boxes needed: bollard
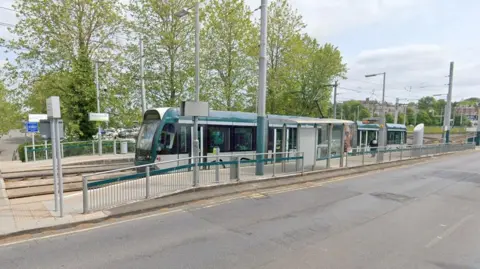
[400,147,403,160]
[389,150,392,162]
[301,152,304,175]
[113,139,117,155]
[272,153,276,177]
[345,151,349,167]
[61,143,64,158]
[82,176,89,214]
[146,166,150,198]
[92,141,95,155]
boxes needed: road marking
[0,209,184,248]
[425,214,474,248]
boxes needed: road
[2,151,480,269]
[0,129,26,162]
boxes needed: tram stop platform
[0,154,135,174]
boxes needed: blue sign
[27,122,39,133]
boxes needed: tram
[352,118,408,151]
[134,108,353,167]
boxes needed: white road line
[0,209,184,248]
[425,214,474,248]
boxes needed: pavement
[1,150,480,268]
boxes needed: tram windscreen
[136,120,161,153]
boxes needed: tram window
[207,126,230,152]
[179,125,189,153]
[288,128,297,150]
[233,127,253,151]
[158,124,175,152]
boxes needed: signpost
[46,96,64,217]
[26,122,39,161]
[89,113,109,156]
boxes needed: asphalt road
[2,151,480,269]
[0,129,26,162]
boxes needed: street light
[365,72,386,162]
[176,2,201,185]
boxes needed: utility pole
[95,61,102,156]
[333,80,338,119]
[394,98,399,124]
[256,0,267,176]
[140,37,146,114]
[443,61,454,143]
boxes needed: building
[455,105,478,126]
[359,98,397,116]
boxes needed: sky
[1,0,479,104]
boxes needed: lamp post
[365,72,386,162]
[256,0,268,175]
[176,2,201,184]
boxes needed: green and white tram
[352,120,408,150]
[134,107,352,167]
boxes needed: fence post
[362,147,365,166]
[215,149,220,183]
[301,152,304,175]
[82,176,89,214]
[237,157,241,181]
[146,166,150,199]
[24,146,28,163]
[272,152,276,177]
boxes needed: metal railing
[82,142,475,213]
[344,143,476,168]
[82,151,304,213]
[23,139,136,162]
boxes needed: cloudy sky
[1,0,479,104]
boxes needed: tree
[3,0,124,139]
[417,96,437,111]
[416,110,433,125]
[128,0,195,108]
[336,100,370,121]
[201,0,257,111]
[0,82,21,135]
[385,113,394,123]
[266,0,305,114]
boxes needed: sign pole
[32,133,36,162]
[55,118,64,217]
[50,117,59,212]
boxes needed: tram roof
[147,107,353,126]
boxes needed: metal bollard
[92,141,95,155]
[362,148,365,166]
[82,176,89,214]
[146,166,150,198]
[113,140,117,155]
[345,151,349,167]
[301,152,304,175]
[61,143,64,158]
[400,147,403,160]
[44,140,48,160]
[389,150,392,161]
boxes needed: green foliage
[0,82,22,135]
[385,113,394,123]
[337,101,370,121]
[201,0,257,111]
[3,0,124,139]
